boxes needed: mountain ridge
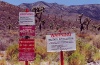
[18,1,100,20]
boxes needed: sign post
[25,61,28,65]
[19,39,35,61]
[60,51,64,65]
[26,8,29,65]
[46,33,76,65]
[19,9,35,65]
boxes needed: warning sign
[19,12,35,25]
[19,39,35,61]
[19,25,35,36]
[46,33,76,52]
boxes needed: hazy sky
[2,0,100,6]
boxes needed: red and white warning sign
[46,33,76,52]
[19,25,35,36]
[19,12,35,25]
[19,39,35,61]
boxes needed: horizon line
[1,1,100,6]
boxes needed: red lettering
[20,13,34,16]
[51,33,71,37]
[51,34,55,37]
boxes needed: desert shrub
[76,39,85,53]
[34,54,41,65]
[83,44,96,62]
[70,39,100,64]
[6,44,18,63]
[68,51,86,65]
[35,45,47,60]
[93,35,100,49]
[0,60,6,65]
[93,51,100,61]
[46,52,59,62]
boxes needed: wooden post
[60,51,64,65]
[25,61,28,65]
[25,8,29,65]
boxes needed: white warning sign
[19,12,35,25]
[46,33,76,52]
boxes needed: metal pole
[60,51,64,65]
[25,61,28,65]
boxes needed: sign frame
[19,39,35,61]
[46,33,76,52]
[19,25,35,36]
[19,12,35,25]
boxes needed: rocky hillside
[0,1,100,31]
[0,1,100,51]
[67,4,100,20]
[0,1,24,50]
[0,1,24,30]
[19,1,100,21]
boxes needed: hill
[0,1,100,50]
[19,1,100,21]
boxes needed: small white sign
[19,12,35,25]
[46,33,76,52]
